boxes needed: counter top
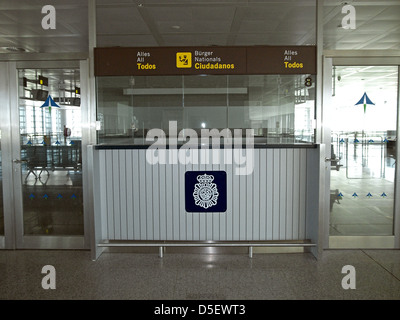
[94,143,317,150]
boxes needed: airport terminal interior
[1,0,400,300]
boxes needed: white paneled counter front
[88,145,323,260]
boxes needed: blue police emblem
[185,171,227,212]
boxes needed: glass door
[328,65,398,247]
[12,66,85,248]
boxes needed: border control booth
[89,45,323,260]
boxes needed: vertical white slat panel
[299,149,307,239]
[232,150,240,240]
[99,150,108,239]
[226,149,233,241]
[126,150,134,239]
[112,151,121,239]
[253,149,260,240]
[266,149,273,240]
[152,156,160,240]
[206,150,214,240]
[279,149,287,239]
[166,151,173,240]
[219,148,225,240]
[132,150,140,239]
[272,149,280,240]
[192,149,200,240]
[246,149,253,240]
[179,151,186,240]
[172,160,179,240]
[139,150,147,239]
[119,150,127,240]
[159,154,167,240]
[292,149,300,239]
[286,149,294,239]
[212,149,220,240]
[105,150,114,239]
[198,149,207,240]
[145,152,154,240]
[219,148,226,241]
[185,151,194,240]
[239,155,246,241]
[165,149,175,240]
[259,149,267,240]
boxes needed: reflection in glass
[19,69,84,235]
[329,66,398,236]
[97,74,316,145]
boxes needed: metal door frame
[0,54,93,249]
[322,51,400,249]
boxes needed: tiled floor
[1,249,400,300]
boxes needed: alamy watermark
[41,5,56,30]
[146,121,254,176]
[341,4,356,30]
[41,265,56,289]
[341,265,356,289]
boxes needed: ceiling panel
[97,34,158,47]
[0,0,398,53]
[238,20,283,34]
[96,6,149,34]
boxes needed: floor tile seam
[361,249,400,282]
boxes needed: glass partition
[96,74,316,145]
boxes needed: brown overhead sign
[94,46,316,76]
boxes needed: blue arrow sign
[366,192,373,198]
[352,192,358,198]
[43,194,49,200]
[29,193,35,200]
[71,194,77,199]
[26,140,32,145]
[368,139,374,143]
[355,92,375,114]
[337,192,344,198]
[57,194,63,199]
[354,138,360,143]
[55,140,61,145]
[381,192,387,198]
[40,95,60,113]
[339,138,345,143]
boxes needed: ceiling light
[171,25,181,30]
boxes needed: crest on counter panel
[193,173,219,209]
[185,171,227,213]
